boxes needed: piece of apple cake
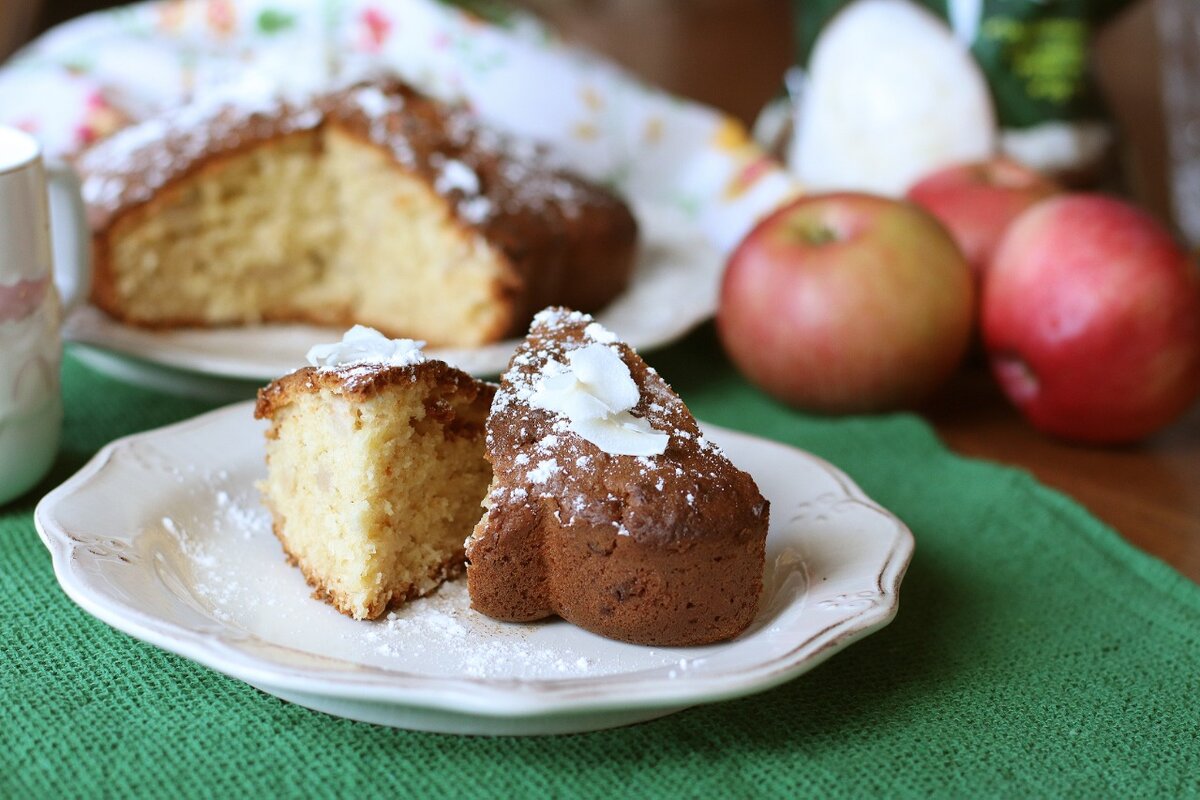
[254,327,494,619]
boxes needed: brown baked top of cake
[483,307,768,545]
[77,76,635,245]
[255,328,495,421]
[255,358,493,421]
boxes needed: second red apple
[983,194,1200,443]
[907,157,1060,280]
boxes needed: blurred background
[1,0,1187,238]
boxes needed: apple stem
[791,222,838,246]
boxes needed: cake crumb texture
[256,360,494,620]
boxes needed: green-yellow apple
[983,194,1200,443]
[906,157,1061,280]
[717,193,975,413]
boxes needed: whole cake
[466,308,770,646]
[254,327,494,620]
[77,77,638,347]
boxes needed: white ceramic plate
[35,403,913,736]
[62,204,721,383]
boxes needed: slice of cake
[76,77,638,347]
[466,308,770,646]
[254,326,494,620]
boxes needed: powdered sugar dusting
[458,195,493,224]
[435,158,480,195]
[79,78,324,218]
[353,583,612,678]
[351,84,397,119]
[584,322,617,344]
[527,458,559,484]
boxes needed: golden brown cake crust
[79,78,638,339]
[466,308,770,646]
[254,357,496,422]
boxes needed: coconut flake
[528,343,667,457]
[306,325,426,369]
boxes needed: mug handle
[44,160,91,314]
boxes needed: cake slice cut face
[255,328,494,620]
[466,308,770,646]
[77,78,638,346]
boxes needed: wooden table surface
[526,0,1200,583]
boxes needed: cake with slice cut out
[254,327,494,620]
[466,308,770,646]
[77,77,638,347]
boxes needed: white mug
[0,125,88,505]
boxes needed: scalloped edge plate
[35,402,912,735]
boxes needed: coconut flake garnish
[306,325,426,369]
[529,342,668,457]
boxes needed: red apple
[907,157,1060,280]
[718,193,974,413]
[983,194,1200,443]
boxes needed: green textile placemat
[2,328,1198,798]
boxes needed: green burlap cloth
[3,329,1198,797]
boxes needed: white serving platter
[36,402,912,735]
